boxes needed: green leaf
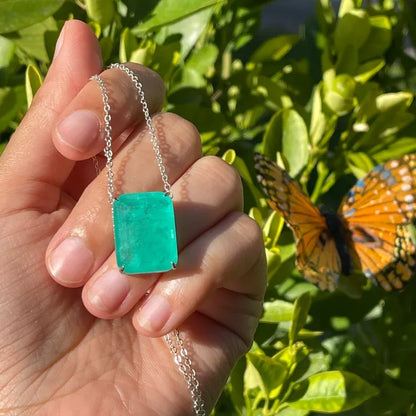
[99,37,113,64]
[250,34,299,63]
[134,0,223,33]
[25,64,43,107]
[119,28,138,63]
[263,109,308,177]
[338,0,362,17]
[336,44,359,75]
[86,0,115,27]
[376,92,413,113]
[0,142,7,156]
[186,44,218,75]
[276,407,309,416]
[10,16,58,63]
[325,73,356,116]
[372,137,416,162]
[266,247,282,282]
[251,74,286,109]
[229,357,246,412]
[0,36,15,68]
[354,59,385,83]
[273,343,309,369]
[263,211,284,248]
[261,299,294,323]
[0,0,64,34]
[287,371,379,412]
[222,149,236,164]
[289,292,312,345]
[245,352,288,396]
[346,152,375,178]
[155,7,216,58]
[222,149,263,204]
[334,10,370,53]
[249,207,263,228]
[0,86,26,134]
[358,15,392,62]
[152,41,181,81]
[354,111,415,150]
[309,85,328,146]
[294,350,330,382]
[282,110,309,177]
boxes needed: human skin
[0,20,267,416]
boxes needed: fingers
[133,212,266,341]
[45,113,201,286]
[0,20,103,212]
[79,154,244,318]
[53,63,165,161]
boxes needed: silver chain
[109,63,172,197]
[90,74,116,203]
[91,64,205,416]
[164,330,206,416]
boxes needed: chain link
[109,63,172,197]
[91,65,205,416]
[90,74,116,204]
[164,330,206,416]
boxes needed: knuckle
[238,214,264,249]
[154,112,202,159]
[198,156,243,201]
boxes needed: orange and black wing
[255,153,341,291]
[340,154,416,291]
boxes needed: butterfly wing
[340,154,416,291]
[255,153,341,291]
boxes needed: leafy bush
[2,0,416,414]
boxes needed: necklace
[91,63,205,416]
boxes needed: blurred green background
[2,0,416,414]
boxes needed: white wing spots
[375,209,381,215]
[399,167,409,176]
[402,183,412,192]
[402,175,412,182]
[387,190,392,196]
[390,160,399,168]
[280,202,288,211]
[404,195,415,203]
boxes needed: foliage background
[1,0,416,414]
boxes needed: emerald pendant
[113,192,178,274]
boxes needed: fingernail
[136,295,171,332]
[54,23,66,59]
[56,110,101,152]
[88,270,130,312]
[48,238,94,284]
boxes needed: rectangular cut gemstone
[113,192,178,274]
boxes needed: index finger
[52,63,165,161]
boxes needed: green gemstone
[113,192,178,274]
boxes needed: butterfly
[254,153,416,292]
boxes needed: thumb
[0,20,103,212]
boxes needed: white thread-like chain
[91,65,205,416]
[164,330,206,416]
[90,74,116,203]
[109,63,172,197]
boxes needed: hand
[0,20,266,415]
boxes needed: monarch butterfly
[255,153,416,292]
